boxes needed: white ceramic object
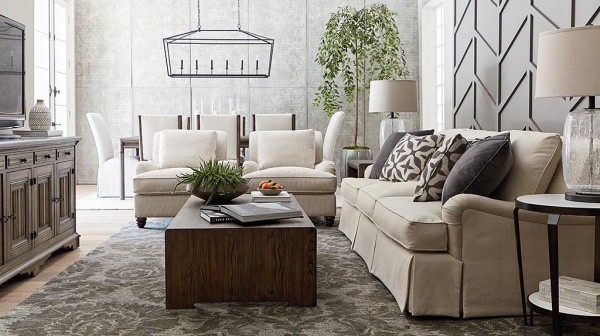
[29,99,51,131]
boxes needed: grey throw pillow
[369,129,435,179]
[380,134,444,182]
[414,134,470,202]
[441,133,513,204]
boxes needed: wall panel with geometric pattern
[454,0,600,133]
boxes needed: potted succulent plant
[174,159,249,205]
[313,4,409,177]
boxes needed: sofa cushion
[380,134,444,182]
[341,178,380,206]
[372,197,447,251]
[414,134,470,202]
[257,130,316,169]
[244,166,337,194]
[356,180,419,217]
[133,167,193,195]
[440,129,563,201]
[370,129,435,179]
[442,133,513,204]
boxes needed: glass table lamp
[536,26,600,202]
[369,80,418,149]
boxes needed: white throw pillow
[257,130,316,169]
[158,130,217,169]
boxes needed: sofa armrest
[136,161,159,175]
[364,165,373,178]
[315,160,336,175]
[242,160,260,175]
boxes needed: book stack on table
[200,201,302,224]
[539,276,600,314]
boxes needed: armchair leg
[136,217,147,228]
[325,216,335,227]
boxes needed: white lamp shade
[369,80,418,113]
[536,26,600,98]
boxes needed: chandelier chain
[197,0,201,31]
[237,0,241,30]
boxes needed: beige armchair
[133,130,228,228]
[242,129,337,225]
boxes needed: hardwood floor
[0,185,132,316]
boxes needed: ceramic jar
[29,99,52,131]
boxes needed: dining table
[120,136,140,200]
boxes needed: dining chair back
[322,111,345,162]
[138,115,185,161]
[86,113,114,165]
[197,114,241,165]
[252,113,296,131]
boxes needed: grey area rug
[0,220,598,335]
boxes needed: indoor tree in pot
[174,159,249,205]
[314,4,409,177]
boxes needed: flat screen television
[0,14,25,129]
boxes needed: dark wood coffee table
[165,194,317,309]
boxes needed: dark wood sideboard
[0,137,80,284]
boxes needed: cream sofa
[242,130,338,225]
[133,130,229,228]
[339,129,595,318]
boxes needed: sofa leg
[325,216,335,227]
[136,217,147,228]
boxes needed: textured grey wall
[75,0,419,183]
[453,0,600,133]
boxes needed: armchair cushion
[257,129,315,169]
[133,167,194,195]
[243,166,337,194]
[157,130,218,169]
[242,160,260,175]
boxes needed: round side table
[514,194,600,336]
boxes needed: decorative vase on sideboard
[29,100,52,131]
[340,148,373,178]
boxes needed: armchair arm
[364,165,373,178]
[242,160,260,175]
[136,160,159,175]
[315,160,336,175]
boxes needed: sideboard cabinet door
[32,164,55,246]
[4,169,32,261]
[55,161,75,235]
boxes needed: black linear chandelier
[163,0,274,78]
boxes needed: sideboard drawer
[6,152,34,168]
[35,150,56,164]
[56,147,75,161]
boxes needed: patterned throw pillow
[413,134,470,202]
[379,134,444,182]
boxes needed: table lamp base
[379,117,405,149]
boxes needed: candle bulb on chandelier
[180,60,184,70]
[226,59,229,71]
[256,59,259,72]
[241,60,244,74]
[210,59,214,74]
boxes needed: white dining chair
[252,113,296,131]
[87,113,137,198]
[323,111,345,162]
[196,114,241,166]
[138,115,186,161]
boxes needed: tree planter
[340,148,372,179]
